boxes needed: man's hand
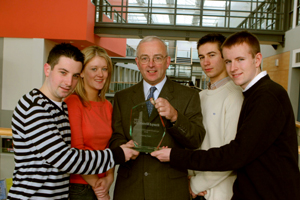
[122,140,135,148]
[120,140,139,161]
[92,177,112,198]
[188,176,197,199]
[188,176,207,198]
[198,190,207,196]
[92,179,108,200]
[150,148,171,162]
[154,97,178,122]
[92,188,110,200]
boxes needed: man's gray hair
[136,36,168,56]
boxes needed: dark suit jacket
[109,78,205,200]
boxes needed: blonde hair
[74,46,113,106]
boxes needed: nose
[148,58,155,67]
[65,75,73,86]
[203,57,210,66]
[97,69,103,77]
[229,61,237,72]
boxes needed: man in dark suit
[109,36,206,200]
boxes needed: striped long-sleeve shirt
[8,89,123,200]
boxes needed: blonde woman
[65,46,113,200]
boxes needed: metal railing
[93,0,286,31]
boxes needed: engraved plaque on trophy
[129,100,166,153]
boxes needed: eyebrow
[140,54,164,56]
[57,68,80,75]
[57,68,69,72]
[207,51,218,55]
[199,51,217,56]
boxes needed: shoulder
[224,81,243,97]
[64,94,80,103]
[252,77,287,101]
[64,94,83,110]
[168,80,199,95]
[104,99,113,108]
[17,89,51,111]
[115,81,141,97]
[261,78,286,93]
[13,89,59,123]
[244,78,288,112]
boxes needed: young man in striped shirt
[8,43,138,200]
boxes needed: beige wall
[262,51,290,91]
[2,38,56,111]
[0,38,57,127]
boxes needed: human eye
[60,71,67,75]
[224,60,231,65]
[209,53,215,57]
[140,56,148,61]
[102,67,108,71]
[154,56,163,62]
[198,56,204,60]
[73,74,80,79]
[140,56,150,64]
[91,67,97,71]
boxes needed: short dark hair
[197,33,226,52]
[221,31,260,58]
[46,43,84,70]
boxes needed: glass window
[114,11,118,22]
[288,0,294,29]
[297,0,300,26]
[107,6,111,19]
[297,7,300,25]
[289,12,294,29]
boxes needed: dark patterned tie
[146,86,157,116]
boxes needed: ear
[80,72,84,78]
[44,63,51,77]
[166,56,171,69]
[255,53,262,69]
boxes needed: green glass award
[129,100,166,153]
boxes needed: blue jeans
[69,183,98,200]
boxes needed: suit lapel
[131,81,145,106]
[159,78,174,103]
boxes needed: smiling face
[135,40,171,86]
[198,42,227,83]
[223,42,262,89]
[43,56,82,101]
[81,56,108,96]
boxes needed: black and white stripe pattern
[8,89,114,200]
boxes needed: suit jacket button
[144,172,148,176]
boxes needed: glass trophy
[129,100,166,153]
